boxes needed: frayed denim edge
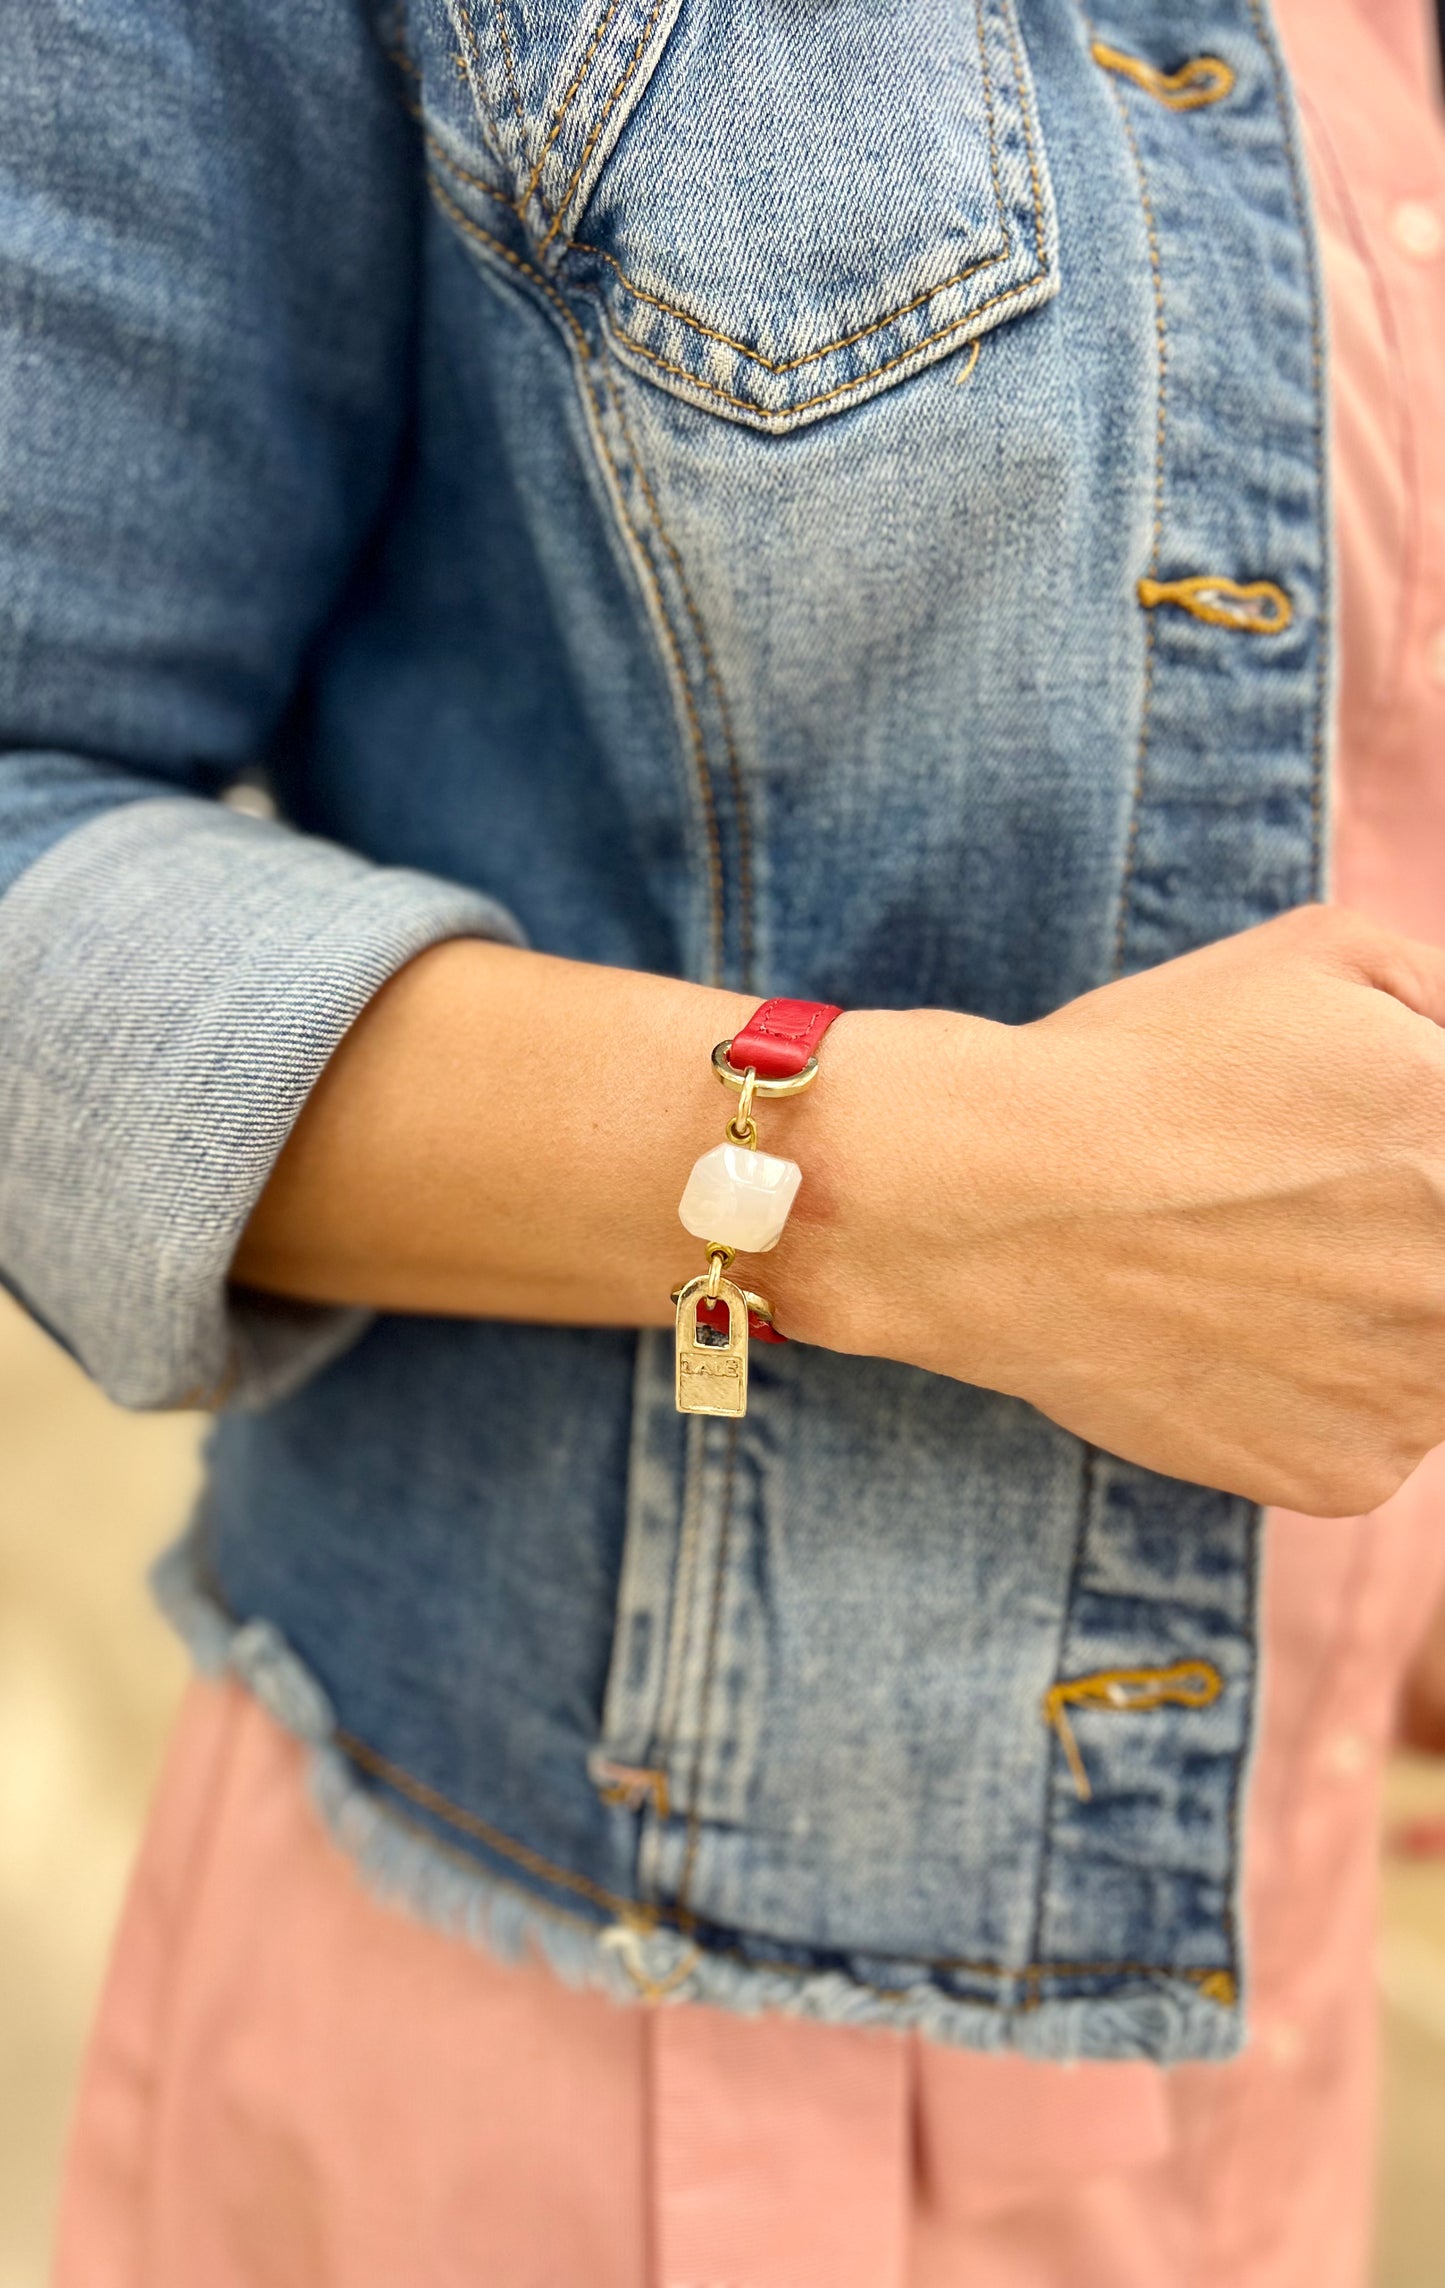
[150,1533,1245,2066]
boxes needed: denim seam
[577,362,729,977]
[1000,0,1048,272]
[673,1417,739,1914]
[539,0,674,254]
[1092,21,1168,982]
[427,175,730,972]
[602,257,1047,423]
[599,359,755,985]
[440,0,511,167]
[1245,0,1330,895]
[646,1415,710,1857]
[1218,1511,1260,1992]
[566,0,1013,373]
[426,135,521,213]
[385,9,508,168]
[576,228,1011,377]
[427,176,590,356]
[476,0,529,149]
[520,0,624,217]
[1019,1443,1097,2010]
[430,0,1045,420]
[434,2,1032,415]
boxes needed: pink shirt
[53,7,1445,2285]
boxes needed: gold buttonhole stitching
[1043,1659,1224,1802]
[1196,1968,1239,2006]
[1091,41,1237,112]
[590,1757,671,1816]
[1138,572,1293,635]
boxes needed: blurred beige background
[2,1287,1445,2286]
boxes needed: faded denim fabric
[0,0,1329,2060]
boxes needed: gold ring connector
[725,1067,760,1149]
[712,1041,820,1097]
[704,1242,735,1300]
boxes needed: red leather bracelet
[721,997,845,1082]
[674,997,844,1414]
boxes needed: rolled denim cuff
[0,797,525,1409]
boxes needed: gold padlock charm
[674,1271,750,1417]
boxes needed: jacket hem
[152,1532,1248,2066]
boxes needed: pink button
[1427,627,1445,689]
[1265,2019,1305,2069]
[1390,200,1443,260]
[1327,1730,1368,1778]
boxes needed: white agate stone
[678,1143,801,1253]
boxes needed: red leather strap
[725,997,844,1080]
[694,998,841,1350]
[695,1297,788,1345]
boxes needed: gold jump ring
[712,1041,820,1097]
[725,1067,760,1148]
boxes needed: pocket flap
[563,0,1059,430]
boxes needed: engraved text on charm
[674,1272,750,1417]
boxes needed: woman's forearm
[231,938,888,1334]
[236,908,1445,1519]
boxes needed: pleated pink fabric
[51,4,1445,2282]
[53,1449,1445,2288]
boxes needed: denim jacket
[0,0,1329,2061]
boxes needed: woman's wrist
[233,938,1016,1389]
[753,1004,1016,1369]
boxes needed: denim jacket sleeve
[0,0,522,1410]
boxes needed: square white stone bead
[678,1142,801,1254]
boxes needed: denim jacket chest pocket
[441,0,1061,430]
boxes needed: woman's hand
[797,906,1445,1515]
